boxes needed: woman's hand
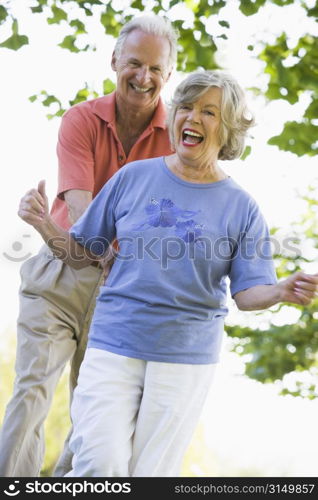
[277,271,318,306]
[18,180,50,228]
[234,272,318,311]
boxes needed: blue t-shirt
[70,157,277,364]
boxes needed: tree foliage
[1,0,317,156]
[260,32,318,157]
[226,188,318,399]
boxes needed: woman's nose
[188,109,200,123]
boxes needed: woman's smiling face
[173,87,222,167]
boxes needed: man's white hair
[114,15,178,71]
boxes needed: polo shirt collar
[151,96,167,129]
[92,91,167,129]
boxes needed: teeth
[131,84,150,93]
[184,130,203,138]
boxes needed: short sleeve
[229,204,277,297]
[56,106,96,199]
[69,172,120,257]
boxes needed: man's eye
[180,105,191,110]
[151,67,161,73]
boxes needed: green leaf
[103,78,116,95]
[307,5,318,18]
[12,19,18,35]
[170,0,181,8]
[196,0,226,16]
[76,0,103,16]
[31,6,44,13]
[28,90,64,118]
[47,108,66,119]
[76,0,102,5]
[42,95,61,107]
[69,87,89,106]
[47,5,67,25]
[69,84,99,106]
[69,19,86,34]
[269,226,280,235]
[83,7,93,16]
[260,33,318,109]
[58,35,80,53]
[176,24,218,72]
[0,20,29,50]
[185,0,200,10]
[152,4,163,14]
[272,0,295,6]
[218,20,230,28]
[268,121,318,157]
[100,8,123,37]
[131,0,145,9]
[239,0,266,16]
[0,5,8,24]
[304,98,318,120]
[240,145,251,160]
[31,0,48,14]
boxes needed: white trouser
[66,348,216,477]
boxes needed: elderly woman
[19,70,318,477]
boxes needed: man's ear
[165,68,173,83]
[111,51,117,71]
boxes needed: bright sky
[0,0,318,476]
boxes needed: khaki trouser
[0,246,104,477]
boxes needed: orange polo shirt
[50,92,173,229]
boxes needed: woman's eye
[204,110,215,116]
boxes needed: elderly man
[0,14,177,477]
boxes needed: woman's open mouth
[182,129,204,146]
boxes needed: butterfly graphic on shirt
[132,198,204,243]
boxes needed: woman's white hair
[114,15,178,73]
[168,70,255,160]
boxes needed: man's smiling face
[112,29,171,113]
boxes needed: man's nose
[135,66,151,83]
